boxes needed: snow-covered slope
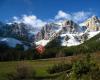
[0,37,22,47]
[88,31,100,39]
[0,37,29,50]
[35,40,50,46]
[60,33,81,46]
[35,30,100,47]
[60,31,100,46]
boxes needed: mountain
[80,15,100,31]
[0,37,29,50]
[0,15,100,61]
[0,15,100,48]
[0,37,34,51]
[35,20,82,46]
[0,22,36,42]
[0,22,36,51]
[60,31,100,46]
[35,16,100,47]
[0,37,22,47]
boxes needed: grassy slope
[45,33,100,57]
[0,52,100,80]
[0,58,69,80]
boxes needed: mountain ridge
[0,15,100,48]
[35,15,100,47]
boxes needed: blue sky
[0,0,100,22]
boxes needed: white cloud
[55,10,71,20]
[12,10,93,34]
[13,16,18,20]
[73,11,92,23]
[55,10,93,23]
[13,16,21,23]
[22,15,46,28]
[13,15,46,34]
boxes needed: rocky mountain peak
[80,15,100,31]
[61,20,82,33]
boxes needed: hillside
[0,52,100,80]
[44,32,100,57]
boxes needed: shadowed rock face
[35,20,82,41]
[62,20,81,33]
[35,23,62,41]
[0,22,34,42]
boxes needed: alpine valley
[0,16,100,47]
[0,15,100,60]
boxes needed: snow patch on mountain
[88,31,100,39]
[60,31,100,47]
[79,23,85,26]
[0,37,29,50]
[60,33,81,46]
[35,40,50,46]
[0,37,22,47]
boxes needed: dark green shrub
[7,62,36,80]
[47,63,72,74]
[69,54,100,80]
